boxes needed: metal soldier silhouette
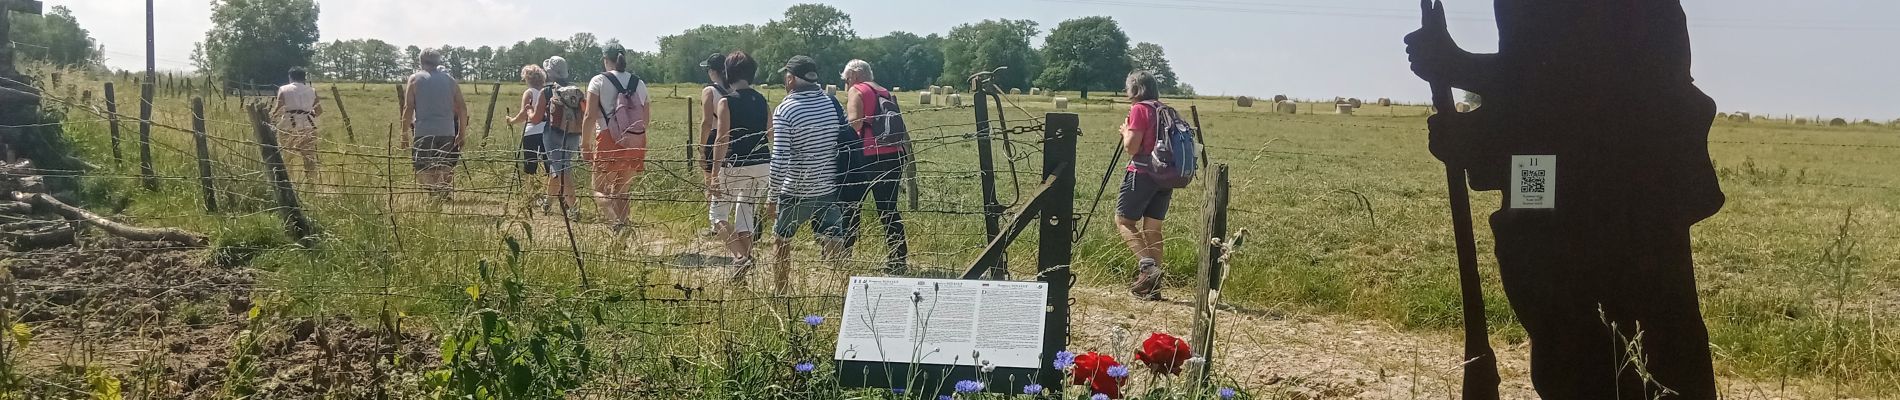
[1407,0,1723,399]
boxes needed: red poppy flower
[1070,351,1125,398]
[1133,332,1194,375]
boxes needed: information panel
[834,277,1049,369]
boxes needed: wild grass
[15,66,1899,397]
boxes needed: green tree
[940,19,1039,90]
[656,24,761,84]
[7,5,102,68]
[859,32,942,90]
[755,4,856,84]
[199,0,320,86]
[1128,42,1187,95]
[1035,16,1129,99]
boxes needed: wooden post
[247,103,316,245]
[394,84,405,116]
[138,0,156,190]
[695,95,703,165]
[480,82,500,138]
[1190,105,1210,168]
[104,82,122,167]
[330,85,356,142]
[1036,112,1078,393]
[191,97,217,212]
[1189,164,1231,385]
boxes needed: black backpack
[857,83,910,146]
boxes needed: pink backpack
[597,72,647,142]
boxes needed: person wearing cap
[273,66,322,190]
[401,49,470,200]
[582,44,651,232]
[708,51,772,281]
[698,52,729,237]
[838,59,909,275]
[767,55,848,293]
[534,57,582,218]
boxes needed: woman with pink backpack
[838,59,909,275]
[582,44,652,233]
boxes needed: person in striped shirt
[767,55,847,294]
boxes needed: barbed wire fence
[5,62,1899,396]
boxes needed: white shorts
[709,164,770,234]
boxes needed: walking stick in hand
[1421,0,1501,398]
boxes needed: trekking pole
[1422,1,1500,398]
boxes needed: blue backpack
[1137,101,1198,188]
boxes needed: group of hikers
[270,46,1183,300]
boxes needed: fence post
[247,103,316,246]
[1036,112,1078,394]
[972,86,1005,279]
[192,97,217,212]
[480,82,500,138]
[394,84,405,116]
[695,95,703,165]
[1189,164,1231,385]
[104,82,123,167]
[139,70,156,190]
[331,85,356,143]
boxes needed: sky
[48,0,1900,121]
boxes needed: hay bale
[892,86,902,93]
[918,92,933,105]
[1031,88,1042,96]
[948,94,963,107]
[1716,112,1729,120]
[1795,118,1809,125]
[1456,102,1473,113]
[1348,98,1363,108]
[1054,97,1070,110]
[929,85,941,95]
[1275,100,1298,114]
[1336,103,1355,115]
[1010,88,1022,95]
[1236,96,1254,107]
[1273,94,1289,103]
[1377,98,1392,107]
[1829,118,1848,127]
[1333,97,1346,104]
[825,85,838,97]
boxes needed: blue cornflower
[1218,387,1238,399]
[1022,383,1044,395]
[1090,394,1110,400]
[937,396,952,400]
[954,379,985,393]
[1106,365,1130,379]
[890,388,905,395]
[793,362,815,373]
[1053,350,1077,370]
[803,314,824,327]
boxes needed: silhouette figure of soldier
[1406,0,1723,398]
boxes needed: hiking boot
[1130,259,1164,301]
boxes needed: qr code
[1520,170,1548,193]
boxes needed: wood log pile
[0,160,206,250]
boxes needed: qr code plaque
[1520,170,1548,193]
[1511,155,1556,209]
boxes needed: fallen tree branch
[10,192,207,246]
[0,224,74,249]
[0,201,28,215]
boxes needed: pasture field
[7,69,1897,398]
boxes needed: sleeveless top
[409,69,457,137]
[702,84,728,171]
[723,88,770,167]
[852,83,902,156]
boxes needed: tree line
[26,1,1189,97]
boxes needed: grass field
[9,67,1899,398]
